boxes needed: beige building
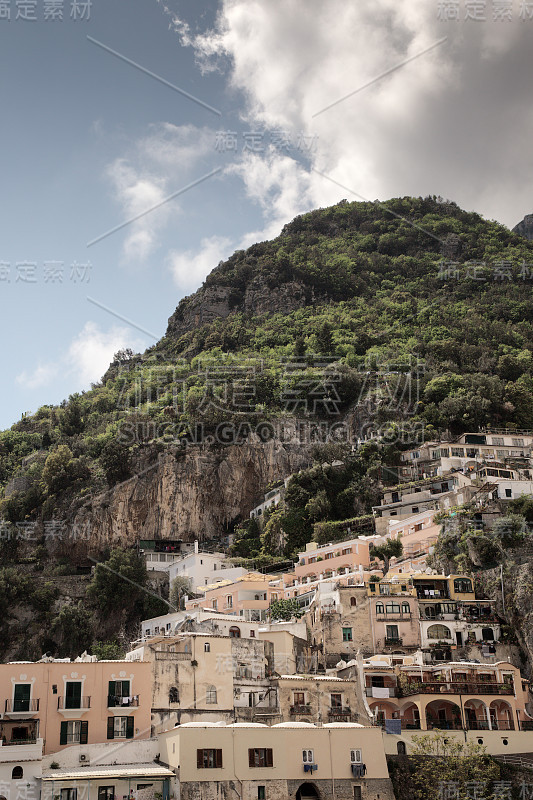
[0,659,151,755]
[274,675,370,726]
[305,585,374,668]
[158,721,395,800]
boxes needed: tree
[99,439,131,486]
[408,731,500,800]
[86,548,148,614]
[371,539,403,575]
[316,321,334,355]
[269,598,303,621]
[169,576,193,610]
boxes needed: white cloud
[16,323,143,393]
[168,0,533,228]
[167,235,234,292]
[106,123,215,262]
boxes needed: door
[65,681,82,709]
[456,631,463,647]
[13,684,31,712]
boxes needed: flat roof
[42,764,174,781]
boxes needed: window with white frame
[350,749,362,764]
[206,685,217,704]
[114,716,128,738]
[302,749,314,763]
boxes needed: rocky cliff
[57,437,311,557]
[512,213,533,240]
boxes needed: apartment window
[330,693,342,710]
[212,600,218,610]
[350,597,357,607]
[343,627,353,642]
[386,625,399,641]
[107,716,133,740]
[402,602,410,614]
[492,437,504,446]
[302,749,314,763]
[60,720,88,746]
[512,438,524,447]
[197,749,223,768]
[427,624,452,640]
[229,626,241,638]
[250,630,256,637]
[12,767,23,780]
[376,602,384,614]
[108,680,130,706]
[386,602,400,614]
[451,448,464,457]
[226,595,233,608]
[454,578,473,594]
[204,643,210,652]
[325,552,334,560]
[97,788,115,800]
[342,548,352,555]
[206,686,217,704]
[412,507,419,514]
[257,788,266,800]
[496,450,507,459]
[353,787,362,800]
[505,488,512,498]
[13,684,31,712]
[350,749,363,764]
[294,692,305,706]
[248,748,273,767]
[60,791,77,800]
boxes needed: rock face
[512,214,533,240]
[62,438,311,556]
[166,277,315,340]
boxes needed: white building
[0,739,42,800]
[167,544,246,591]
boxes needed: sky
[1,0,533,429]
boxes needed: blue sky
[2,0,533,429]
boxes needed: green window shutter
[122,681,130,696]
[60,721,68,746]
[80,721,88,745]
[107,718,114,740]
[126,717,134,739]
[266,749,273,767]
[108,681,116,697]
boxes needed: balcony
[107,695,139,708]
[385,637,403,647]
[400,682,513,697]
[426,720,463,731]
[57,697,91,710]
[376,613,411,621]
[4,699,39,716]
[328,708,353,722]
[365,687,398,698]
[290,705,312,715]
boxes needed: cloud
[106,123,215,262]
[167,235,234,292]
[16,323,143,393]
[167,0,533,228]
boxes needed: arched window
[397,742,407,755]
[482,628,495,641]
[386,602,400,614]
[229,626,241,638]
[427,624,452,640]
[206,686,217,704]
[204,642,211,652]
[376,602,384,614]
[454,578,473,594]
[350,597,357,607]
[169,687,179,703]
[11,767,23,780]
[402,602,410,614]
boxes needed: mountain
[513,214,533,241]
[1,194,533,658]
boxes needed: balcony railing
[400,682,513,697]
[290,705,311,715]
[328,708,353,722]
[426,720,463,730]
[385,637,403,646]
[107,695,139,708]
[365,687,398,697]
[5,699,39,713]
[376,613,412,621]
[5,738,38,745]
[57,696,91,710]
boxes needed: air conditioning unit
[79,754,89,763]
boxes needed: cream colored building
[158,721,395,800]
[274,675,370,726]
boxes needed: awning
[42,764,174,781]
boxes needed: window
[212,600,218,610]
[505,489,512,498]
[229,626,241,638]
[386,624,399,641]
[294,692,305,706]
[197,749,223,769]
[60,791,76,800]
[350,749,362,764]
[11,767,23,780]
[226,595,233,608]
[107,716,133,740]
[330,693,342,710]
[343,627,353,642]
[169,687,179,703]
[402,602,410,614]
[98,787,115,800]
[302,749,314,763]
[412,507,419,514]
[427,624,452,640]
[512,438,524,447]
[13,684,31,712]
[350,597,357,607]
[248,749,273,768]
[206,686,217,704]
[250,630,255,637]
[258,788,266,800]
[376,602,384,614]
[454,578,473,594]
[386,602,400,614]
[353,787,362,800]
[108,680,130,705]
[60,720,88,745]
[204,642,211,652]
[343,548,352,555]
